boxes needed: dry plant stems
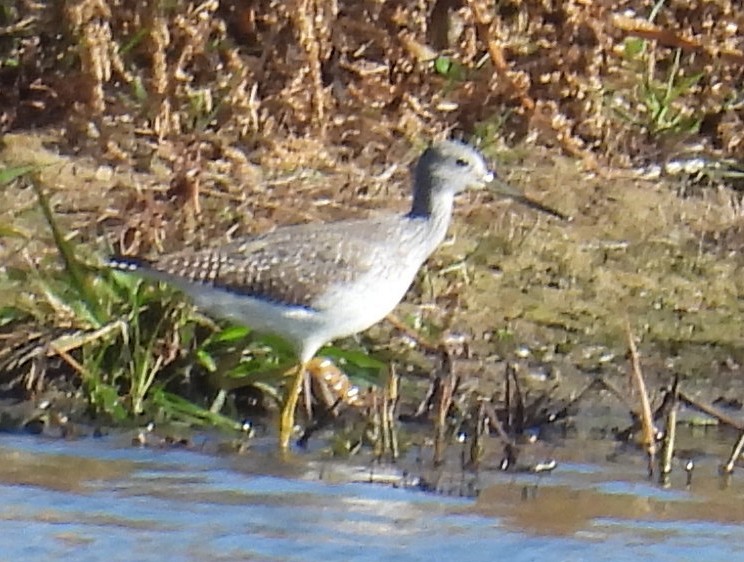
[504,362,525,433]
[286,0,337,127]
[412,376,437,418]
[467,398,486,469]
[464,0,598,167]
[3,0,743,168]
[678,391,744,432]
[480,399,519,470]
[147,7,170,137]
[721,432,744,474]
[380,363,400,461]
[164,1,221,136]
[64,0,230,136]
[673,393,744,474]
[471,379,519,470]
[464,0,533,111]
[64,0,122,116]
[625,320,657,473]
[659,377,679,480]
[49,342,90,381]
[0,14,36,36]
[366,389,381,457]
[433,348,458,466]
[504,361,512,429]
[301,363,314,420]
[480,399,513,446]
[412,341,462,421]
[46,321,127,357]
[385,314,440,353]
[368,370,397,462]
[611,13,744,65]
[42,321,125,393]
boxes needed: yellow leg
[279,362,307,450]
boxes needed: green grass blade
[31,177,105,326]
[0,223,29,239]
[151,389,243,431]
[0,164,35,186]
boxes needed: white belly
[182,265,416,364]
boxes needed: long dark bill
[488,176,570,221]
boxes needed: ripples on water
[1,434,743,562]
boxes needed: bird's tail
[106,255,152,273]
[106,254,195,290]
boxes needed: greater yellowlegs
[109,140,563,449]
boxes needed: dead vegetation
[1,1,743,169]
[2,0,743,258]
[1,0,744,467]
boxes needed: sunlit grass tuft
[1,171,389,440]
[0,173,280,430]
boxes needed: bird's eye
[455,158,469,167]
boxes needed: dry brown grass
[0,1,741,164]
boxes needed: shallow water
[1,433,743,562]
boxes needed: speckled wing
[110,219,395,310]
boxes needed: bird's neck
[408,171,454,217]
[407,174,456,255]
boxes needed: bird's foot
[278,358,364,449]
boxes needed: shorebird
[109,140,564,449]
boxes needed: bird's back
[112,214,435,313]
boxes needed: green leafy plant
[433,55,468,81]
[1,169,391,439]
[612,45,703,138]
[0,175,242,427]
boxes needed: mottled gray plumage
[117,218,417,310]
[109,140,496,353]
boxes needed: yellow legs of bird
[279,362,307,450]
[279,357,366,449]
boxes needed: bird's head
[416,140,494,196]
